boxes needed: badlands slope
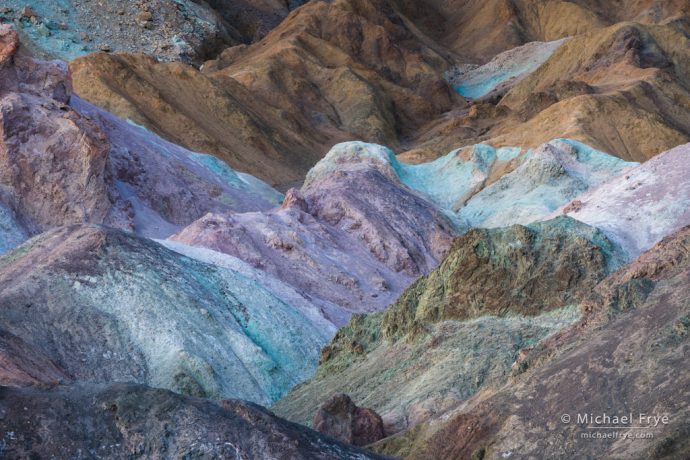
[67,0,690,186]
[2,1,690,458]
[373,226,690,459]
[0,0,308,63]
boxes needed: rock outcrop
[0,225,328,405]
[171,142,457,326]
[0,383,387,459]
[555,142,690,259]
[0,26,282,252]
[273,217,622,432]
[0,0,309,64]
[374,225,690,459]
[313,393,386,447]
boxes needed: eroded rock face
[0,26,282,252]
[272,217,621,433]
[171,142,457,326]
[73,96,283,238]
[0,383,386,459]
[0,0,304,64]
[313,393,386,447]
[554,142,690,259]
[0,225,328,405]
[0,28,110,240]
[0,329,68,387]
[374,225,690,459]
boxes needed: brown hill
[407,19,690,163]
[71,1,690,184]
[395,0,689,62]
[71,0,460,187]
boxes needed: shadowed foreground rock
[0,383,388,459]
[314,393,386,447]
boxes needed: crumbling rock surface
[0,383,387,459]
[313,393,386,447]
[273,217,621,433]
[373,225,690,459]
[0,0,309,64]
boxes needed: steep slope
[70,52,330,187]
[0,225,328,405]
[0,26,281,253]
[0,383,386,459]
[375,226,690,459]
[412,20,690,165]
[445,38,568,100]
[272,217,624,432]
[71,0,460,186]
[493,21,690,161]
[555,142,690,259]
[171,142,457,326]
[0,0,309,64]
[73,96,283,238]
[395,0,688,62]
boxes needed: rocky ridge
[373,225,690,459]
[273,217,623,432]
[0,25,282,251]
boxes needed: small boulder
[20,6,36,19]
[313,393,385,446]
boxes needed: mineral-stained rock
[11,0,310,63]
[171,142,457,326]
[272,217,623,432]
[554,142,690,259]
[0,224,329,405]
[411,19,690,167]
[313,393,386,446]
[0,31,110,236]
[304,140,634,231]
[71,0,460,186]
[0,383,387,459]
[69,52,328,188]
[0,26,282,252]
[445,38,569,100]
[73,96,283,238]
[374,225,690,459]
